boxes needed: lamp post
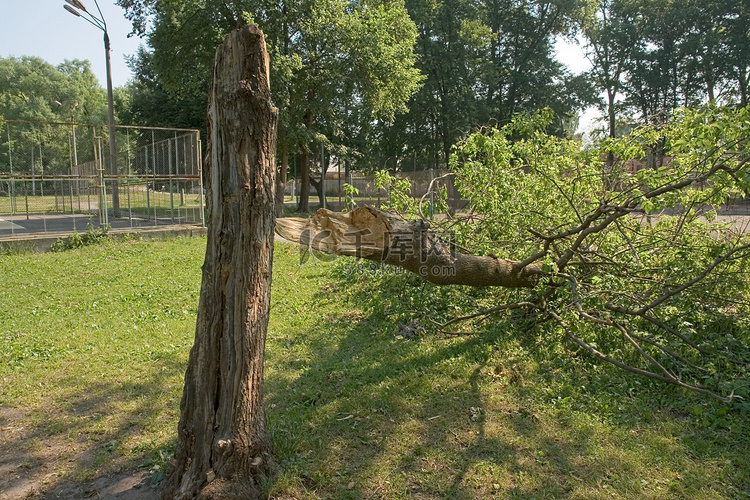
[63,0,120,218]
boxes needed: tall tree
[121,48,207,130]
[606,0,748,124]
[0,57,107,176]
[271,0,423,211]
[164,25,278,499]
[714,0,749,105]
[380,0,597,171]
[0,56,106,125]
[479,0,592,124]
[674,0,749,106]
[118,0,423,212]
[581,0,637,142]
[619,0,694,122]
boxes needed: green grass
[0,237,203,481]
[0,187,202,215]
[1,238,748,498]
[0,193,66,214]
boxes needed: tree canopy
[374,0,599,170]
[581,0,749,136]
[0,56,110,176]
[117,0,424,210]
[0,56,106,124]
[115,0,748,182]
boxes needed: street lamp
[63,0,121,218]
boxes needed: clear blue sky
[1,0,143,87]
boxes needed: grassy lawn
[0,193,71,214]
[121,188,203,210]
[0,188,202,215]
[0,237,748,498]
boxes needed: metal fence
[0,120,204,237]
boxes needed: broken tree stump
[164,24,278,500]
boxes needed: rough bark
[275,144,288,217]
[163,25,278,500]
[276,207,541,288]
[297,148,310,212]
[309,167,326,209]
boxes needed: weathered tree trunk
[309,175,323,208]
[309,156,328,209]
[297,149,310,212]
[163,25,278,500]
[276,207,541,288]
[275,144,288,217]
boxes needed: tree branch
[276,206,543,287]
[438,301,537,332]
[637,242,750,315]
[548,311,737,403]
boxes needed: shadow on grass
[0,356,184,499]
[263,262,750,499]
[265,326,582,497]
[3,240,745,499]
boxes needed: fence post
[151,130,157,225]
[40,144,48,233]
[169,133,175,223]
[97,133,109,227]
[124,127,132,227]
[24,179,29,221]
[31,145,36,196]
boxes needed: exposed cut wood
[276,206,542,288]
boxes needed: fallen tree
[277,106,750,403]
[162,25,747,500]
[276,206,542,288]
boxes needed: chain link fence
[0,120,204,237]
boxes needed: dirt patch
[37,470,158,500]
[0,407,161,500]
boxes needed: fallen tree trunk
[276,206,542,288]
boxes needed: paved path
[0,211,193,237]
